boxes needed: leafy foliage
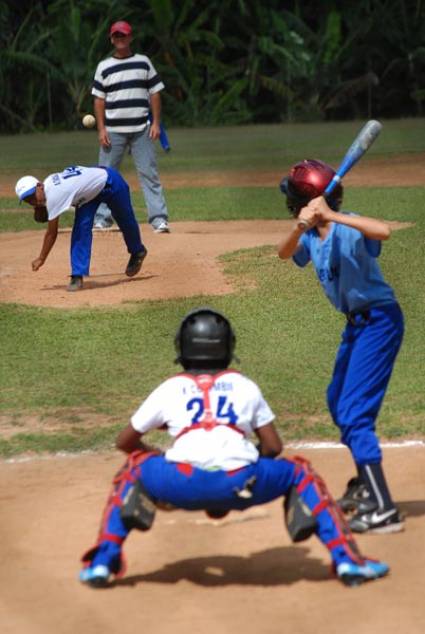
[1,0,425,131]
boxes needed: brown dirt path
[0,445,424,634]
[1,152,425,194]
[0,220,293,308]
[156,152,425,189]
[0,218,413,309]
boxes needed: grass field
[1,118,424,179]
[1,119,424,456]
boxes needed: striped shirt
[92,53,164,133]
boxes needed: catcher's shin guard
[284,483,317,542]
[80,450,158,577]
[121,478,157,531]
[285,456,364,565]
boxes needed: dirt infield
[1,157,425,633]
[0,219,293,308]
[1,445,424,634]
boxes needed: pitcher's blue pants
[327,303,404,465]
[70,167,144,276]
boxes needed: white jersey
[44,166,107,220]
[131,370,275,471]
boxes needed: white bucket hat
[15,175,39,201]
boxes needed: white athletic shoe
[153,220,170,233]
[93,219,114,230]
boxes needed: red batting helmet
[280,159,343,216]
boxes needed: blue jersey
[292,212,396,314]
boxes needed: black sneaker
[337,477,370,513]
[125,248,147,277]
[68,275,83,292]
[349,506,404,534]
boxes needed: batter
[278,159,404,534]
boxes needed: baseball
[82,114,96,129]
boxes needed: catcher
[15,165,147,292]
[79,307,389,589]
[278,159,404,534]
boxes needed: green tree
[45,0,129,125]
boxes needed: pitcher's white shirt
[44,166,107,220]
[131,371,275,471]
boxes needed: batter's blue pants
[82,454,364,574]
[70,167,145,276]
[327,303,404,465]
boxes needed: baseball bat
[148,111,171,152]
[298,119,382,230]
[159,122,171,152]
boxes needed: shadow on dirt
[114,545,330,588]
[43,274,156,292]
[398,500,425,518]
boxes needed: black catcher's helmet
[175,307,236,370]
[279,159,343,217]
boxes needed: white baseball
[82,114,96,128]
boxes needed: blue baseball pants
[327,303,404,464]
[70,167,145,276]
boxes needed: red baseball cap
[110,21,132,36]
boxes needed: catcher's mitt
[33,206,48,223]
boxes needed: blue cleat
[79,564,111,588]
[336,559,389,587]
[79,540,124,588]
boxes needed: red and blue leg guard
[80,450,157,578]
[288,456,365,568]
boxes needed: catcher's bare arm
[116,423,163,455]
[254,422,282,457]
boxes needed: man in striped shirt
[92,20,170,233]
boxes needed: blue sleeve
[343,211,381,258]
[364,237,381,258]
[292,234,311,267]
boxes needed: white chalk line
[2,440,424,465]
[287,440,425,449]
